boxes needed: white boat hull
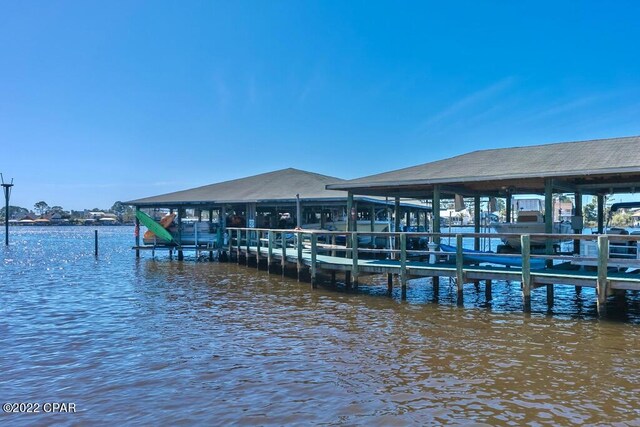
[492,222,573,248]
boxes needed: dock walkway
[228,227,640,316]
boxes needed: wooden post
[521,234,531,312]
[331,234,336,258]
[400,233,407,299]
[331,271,336,286]
[346,192,354,232]
[573,192,582,252]
[485,279,492,301]
[597,194,605,234]
[455,234,464,304]
[544,178,553,304]
[387,273,393,293]
[351,232,359,287]
[297,231,303,281]
[281,231,286,276]
[433,276,440,299]
[255,229,261,268]
[394,197,401,233]
[237,229,242,265]
[506,194,512,223]
[345,271,352,289]
[433,185,441,245]
[177,207,184,261]
[311,233,318,289]
[474,195,480,250]
[94,229,98,257]
[597,235,609,315]
[246,228,250,266]
[268,231,274,273]
[370,205,375,233]
[135,207,140,258]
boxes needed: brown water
[2,227,640,425]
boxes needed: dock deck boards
[238,244,640,291]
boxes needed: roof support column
[474,195,481,251]
[177,207,184,261]
[346,192,353,232]
[370,205,375,232]
[597,194,605,234]
[544,178,553,256]
[506,194,512,223]
[394,197,400,233]
[573,193,582,255]
[433,185,441,245]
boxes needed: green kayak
[136,210,175,243]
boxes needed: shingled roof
[126,169,349,206]
[326,136,640,197]
[126,168,428,209]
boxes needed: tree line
[0,201,136,223]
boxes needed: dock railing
[227,227,640,313]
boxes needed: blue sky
[1,1,639,210]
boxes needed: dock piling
[400,233,407,299]
[597,235,609,315]
[351,233,359,288]
[94,230,98,257]
[310,233,317,289]
[455,234,464,305]
[296,231,303,281]
[521,234,531,312]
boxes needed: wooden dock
[226,227,640,316]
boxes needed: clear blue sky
[1,1,639,211]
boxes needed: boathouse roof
[326,136,640,198]
[126,168,426,208]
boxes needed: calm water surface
[2,227,640,426]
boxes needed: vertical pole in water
[573,192,583,294]
[433,184,441,299]
[352,232,359,288]
[544,178,554,306]
[1,175,13,246]
[433,185,441,246]
[281,231,287,276]
[506,193,512,224]
[267,230,274,273]
[177,207,184,261]
[387,273,393,294]
[521,234,531,312]
[237,230,242,265]
[255,230,261,269]
[135,207,140,258]
[400,233,407,299]
[455,234,464,305]
[296,231,303,281]
[597,235,609,316]
[473,195,481,290]
[346,192,353,232]
[310,233,317,289]
[94,230,98,257]
[246,228,250,267]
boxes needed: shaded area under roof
[327,136,640,198]
[125,168,428,209]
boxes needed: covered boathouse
[319,135,640,313]
[125,168,429,259]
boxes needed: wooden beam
[597,235,609,315]
[456,234,464,304]
[433,185,441,245]
[521,234,531,312]
[597,194,605,234]
[400,233,407,299]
